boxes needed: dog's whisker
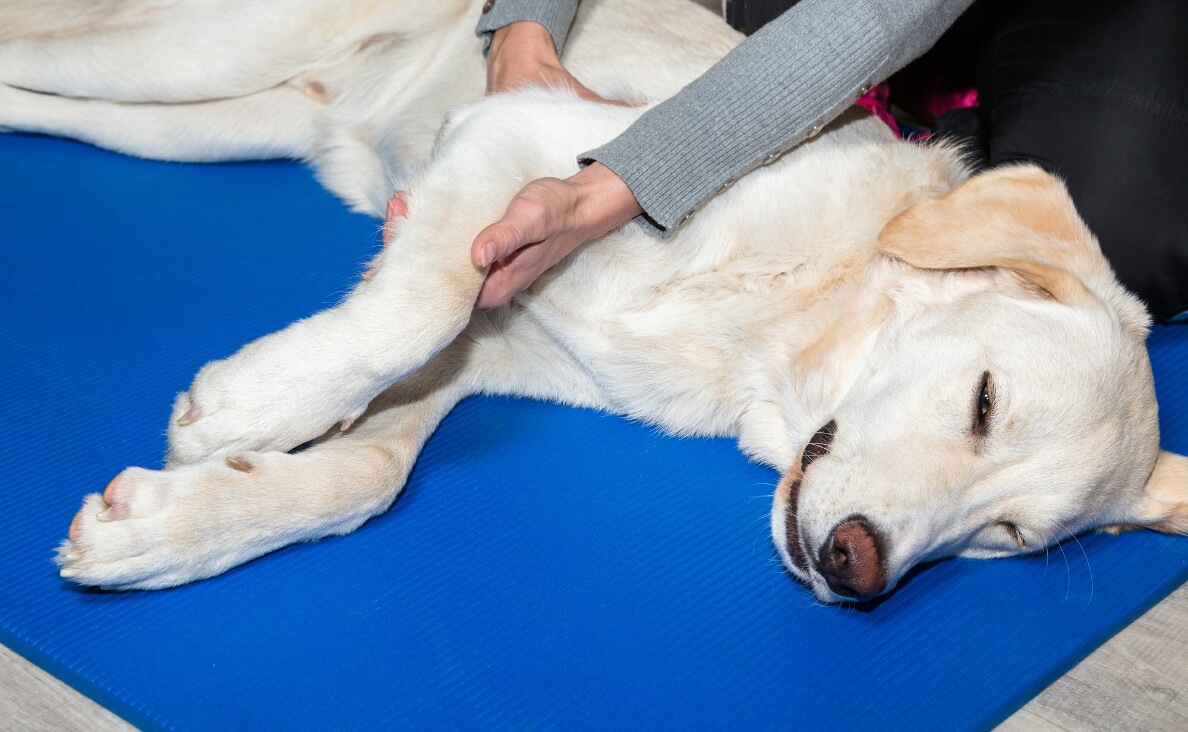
[1054,519,1095,605]
[1068,532,1095,605]
[1054,535,1073,602]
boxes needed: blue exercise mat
[1,133,1185,730]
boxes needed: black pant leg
[980,0,1188,320]
[725,0,800,35]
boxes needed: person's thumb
[471,192,558,269]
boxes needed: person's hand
[365,191,408,282]
[471,162,643,310]
[486,21,632,106]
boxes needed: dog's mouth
[780,420,838,576]
[783,476,811,573]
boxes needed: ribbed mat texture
[1,134,1185,730]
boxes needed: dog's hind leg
[0,1,389,102]
[58,341,475,590]
[0,82,323,162]
[0,0,140,43]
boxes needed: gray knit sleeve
[580,0,975,236]
[475,0,580,56]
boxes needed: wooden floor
[998,582,1188,731]
[2,583,1185,731]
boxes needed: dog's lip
[783,420,838,575]
[783,475,811,573]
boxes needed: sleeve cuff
[579,0,891,235]
[578,0,974,236]
[475,0,580,57]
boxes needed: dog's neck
[734,250,895,470]
[727,138,969,469]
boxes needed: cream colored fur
[1,0,1183,602]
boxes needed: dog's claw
[96,504,126,522]
[225,454,255,472]
[340,417,354,432]
[176,404,202,426]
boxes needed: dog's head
[773,164,1188,603]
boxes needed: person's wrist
[489,21,559,68]
[569,163,643,233]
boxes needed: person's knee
[990,100,1188,320]
[980,0,1188,319]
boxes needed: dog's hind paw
[58,469,185,590]
[57,462,269,590]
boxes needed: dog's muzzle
[784,420,889,601]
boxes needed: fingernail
[479,243,496,268]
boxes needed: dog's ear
[1117,451,1188,535]
[878,165,1147,329]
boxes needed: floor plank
[0,645,131,732]
[1000,582,1188,731]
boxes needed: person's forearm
[475,0,580,57]
[580,0,975,236]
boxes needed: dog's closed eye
[999,521,1026,548]
[972,371,993,437]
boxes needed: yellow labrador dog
[3,0,1184,602]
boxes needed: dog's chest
[526,254,822,438]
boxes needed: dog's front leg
[60,345,470,590]
[168,191,488,465]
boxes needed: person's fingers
[473,241,556,310]
[572,82,638,108]
[474,256,523,310]
[382,190,408,246]
[473,218,534,268]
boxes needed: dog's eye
[801,420,838,473]
[999,521,1026,548]
[972,371,992,436]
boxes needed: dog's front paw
[166,331,376,465]
[165,357,296,465]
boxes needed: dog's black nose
[801,419,837,473]
[817,516,886,600]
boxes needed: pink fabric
[924,87,979,122]
[855,83,900,138]
[856,83,980,141]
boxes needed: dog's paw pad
[100,468,166,520]
[97,473,131,521]
[67,504,87,543]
